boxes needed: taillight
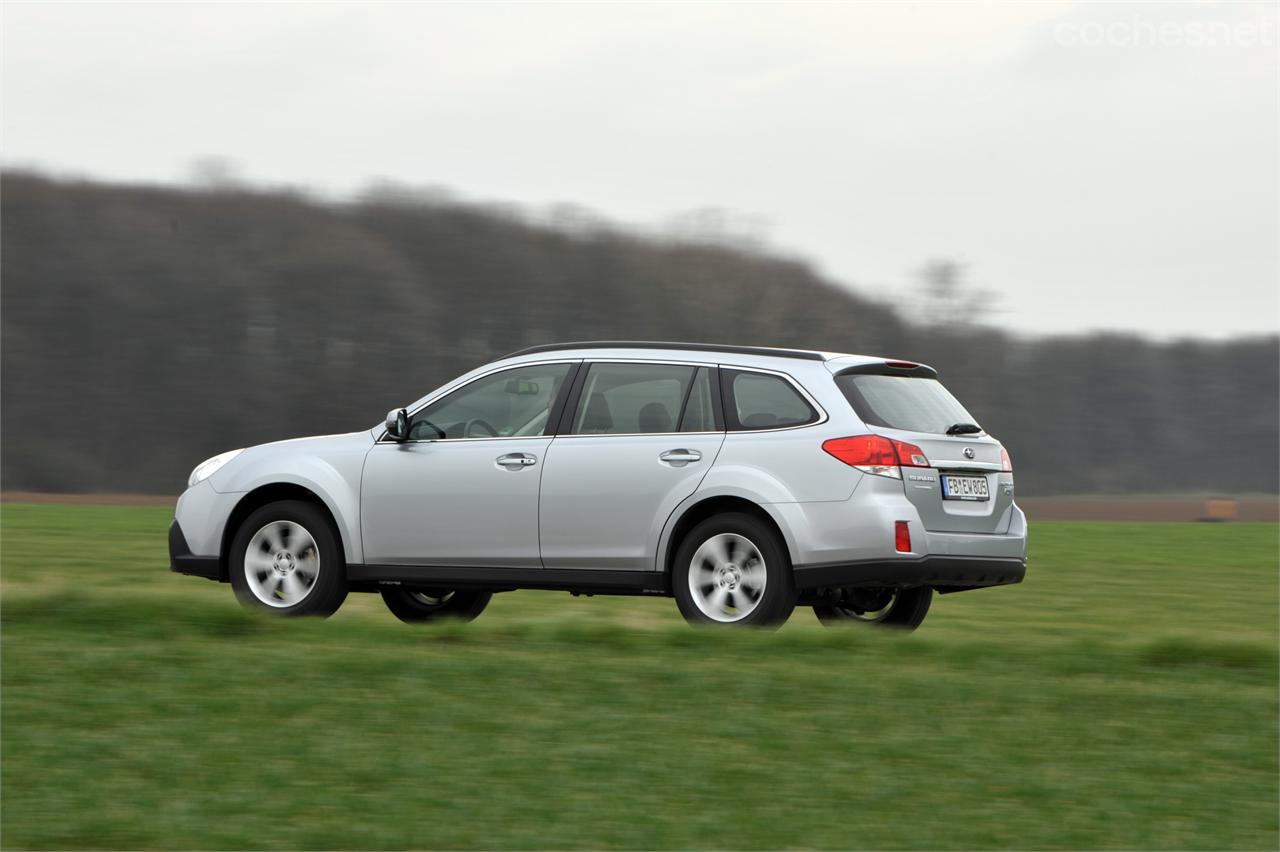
[821,435,931,479]
[895,440,929,467]
[1000,447,1013,472]
[895,521,912,553]
[822,435,896,467]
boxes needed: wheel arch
[220,483,350,581]
[659,492,799,582]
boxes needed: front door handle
[659,449,702,467]
[495,452,537,470]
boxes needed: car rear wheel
[673,513,795,627]
[229,500,348,617]
[380,588,493,623]
[813,586,932,631]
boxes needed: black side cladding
[169,520,223,581]
[792,556,1026,592]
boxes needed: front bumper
[169,520,222,581]
[792,555,1026,592]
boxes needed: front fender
[212,435,372,564]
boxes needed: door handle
[659,449,702,466]
[495,452,537,470]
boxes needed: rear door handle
[659,449,702,467]
[495,452,537,470]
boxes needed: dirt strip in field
[1,492,176,508]
[1019,496,1278,522]
[2,492,1276,522]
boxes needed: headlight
[188,449,243,488]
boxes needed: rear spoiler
[833,360,938,380]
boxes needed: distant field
[1,504,1277,850]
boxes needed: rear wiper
[945,422,983,435]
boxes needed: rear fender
[655,485,804,574]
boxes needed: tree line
[2,171,1275,496]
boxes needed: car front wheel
[229,500,348,617]
[672,513,795,627]
[812,586,932,631]
[380,588,493,623]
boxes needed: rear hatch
[832,363,1013,534]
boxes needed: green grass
[2,504,1277,850]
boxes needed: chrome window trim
[552,431,724,439]
[374,355,828,444]
[556,359,827,438]
[376,434,559,445]
[375,359,580,444]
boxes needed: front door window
[409,363,573,440]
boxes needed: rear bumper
[792,555,1026,591]
[169,520,222,581]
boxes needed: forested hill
[2,171,1276,496]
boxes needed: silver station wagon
[170,342,1027,628]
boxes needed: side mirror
[385,408,409,441]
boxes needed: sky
[2,1,1276,339]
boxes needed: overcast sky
[3,1,1276,339]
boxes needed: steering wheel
[464,418,499,438]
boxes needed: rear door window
[569,363,696,435]
[722,370,817,431]
[835,374,978,434]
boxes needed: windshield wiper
[945,422,982,436]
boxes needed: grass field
[2,504,1277,850]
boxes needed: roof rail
[498,341,829,362]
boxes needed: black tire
[672,512,795,627]
[229,500,348,617]
[380,588,493,623]
[813,586,932,631]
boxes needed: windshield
[835,374,979,435]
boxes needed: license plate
[941,475,989,501]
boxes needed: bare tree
[915,258,1000,328]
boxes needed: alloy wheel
[244,520,320,608]
[688,532,767,623]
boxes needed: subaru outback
[169,342,1027,628]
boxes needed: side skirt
[347,564,670,596]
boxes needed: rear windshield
[835,374,979,435]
